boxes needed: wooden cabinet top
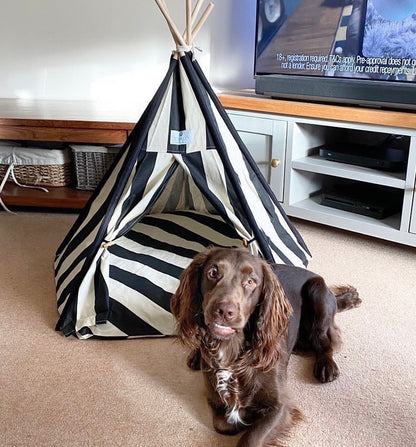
[218,92,416,131]
[2,95,416,131]
[0,98,142,130]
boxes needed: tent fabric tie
[102,240,117,249]
[243,237,256,248]
[173,45,202,59]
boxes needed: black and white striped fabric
[55,52,311,339]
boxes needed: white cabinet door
[410,182,416,234]
[227,111,286,202]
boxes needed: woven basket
[0,146,72,187]
[71,145,120,190]
[0,163,72,187]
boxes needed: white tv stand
[220,92,416,248]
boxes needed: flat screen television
[254,0,416,110]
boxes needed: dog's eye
[207,266,218,279]
[246,278,256,287]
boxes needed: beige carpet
[1,211,415,447]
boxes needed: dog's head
[171,247,292,370]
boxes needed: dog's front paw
[213,413,240,436]
[314,358,340,383]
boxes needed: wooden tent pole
[155,0,214,52]
[191,2,214,40]
[154,0,188,48]
[182,0,203,42]
[158,0,178,47]
[191,0,204,24]
[155,0,176,44]
[186,0,192,45]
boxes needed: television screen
[254,0,416,109]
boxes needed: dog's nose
[216,302,237,321]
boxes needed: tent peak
[155,0,214,54]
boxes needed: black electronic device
[320,181,402,219]
[318,143,408,172]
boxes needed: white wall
[0,0,256,103]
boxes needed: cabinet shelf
[0,99,135,211]
[292,155,407,189]
[287,194,402,232]
[1,183,91,209]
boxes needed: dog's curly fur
[171,247,361,446]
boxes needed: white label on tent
[170,130,192,145]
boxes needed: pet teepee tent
[55,0,311,339]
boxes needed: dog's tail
[330,285,362,312]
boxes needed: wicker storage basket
[0,145,72,187]
[70,145,120,190]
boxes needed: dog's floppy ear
[171,248,213,349]
[247,260,292,371]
